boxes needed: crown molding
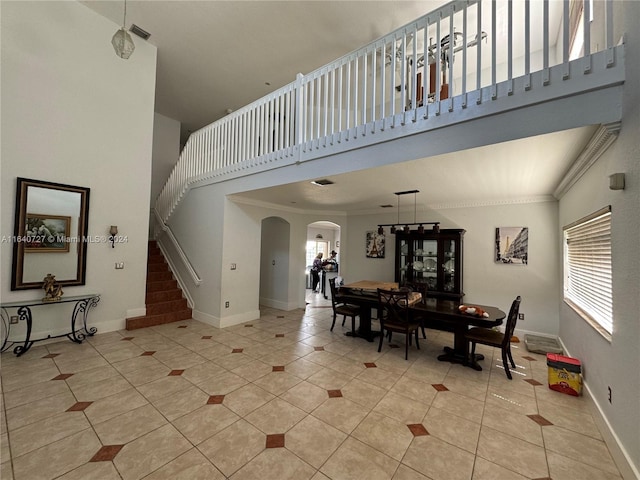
[553,122,622,199]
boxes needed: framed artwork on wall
[366,231,385,258]
[25,213,71,253]
[495,227,528,264]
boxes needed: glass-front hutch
[395,229,464,300]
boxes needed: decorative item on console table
[42,273,63,302]
[395,228,465,301]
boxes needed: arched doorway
[306,221,341,302]
[259,216,290,309]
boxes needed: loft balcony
[155,0,625,224]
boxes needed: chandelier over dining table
[377,190,440,235]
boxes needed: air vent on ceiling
[130,24,151,40]
[310,179,334,186]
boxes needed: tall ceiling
[82,1,594,212]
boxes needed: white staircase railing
[155,0,619,225]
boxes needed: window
[563,206,612,337]
[306,240,328,267]
[569,0,593,61]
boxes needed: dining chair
[464,296,522,379]
[402,282,428,339]
[377,288,421,360]
[328,277,361,333]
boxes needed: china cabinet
[395,229,464,300]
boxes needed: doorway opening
[306,221,341,304]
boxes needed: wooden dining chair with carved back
[328,277,361,334]
[377,288,421,360]
[464,296,522,379]
[402,282,428,339]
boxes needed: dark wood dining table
[411,298,505,370]
[337,282,506,370]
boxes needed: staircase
[125,241,192,330]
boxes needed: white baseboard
[558,338,639,480]
[126,307,146,318]
[193,308,260,329]
[259,297,299,311]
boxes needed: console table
[1,294,100,356]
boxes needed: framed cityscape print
[366,231,385,258]
[495,227,528,264]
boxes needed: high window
[563,206,612,338]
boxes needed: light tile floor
[0,292,625,479]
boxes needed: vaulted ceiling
[82,1,594,212]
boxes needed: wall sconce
[109,226,118,248]
[609,173,625,190]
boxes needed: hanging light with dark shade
[376,190,440,234]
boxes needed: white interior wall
[342,200,560,336]
[150,113,181,237]
[1,1,157,335]
[259,217,291,310]
[557,4,640,475]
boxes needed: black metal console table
[1,294,100,356]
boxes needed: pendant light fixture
[112,0,135,59]
[376,190,440,234]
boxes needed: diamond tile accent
[525,379,543,386]
[121,337,134,341]
[89,445,124,462]
[327,390,343,398]
[66,402,93,412]
[266,433,285,448]
[178,325,188,329]
[208,395,225,404]
[364,363,377,368]
[141,351,156,356]
[275,334,285,338]
[232,348,244,353]
[52,373,74,381]
[272,366,285,372]
[202,335,212,339]
[245,324,253,327]
[527,414,553,426]
[168,370,185,376]
[522,356,538,361]
[389,344,400,349]
[314,346,325,351]
[432,384,449,392]
[277,315,285,319]
[407,424,429,436]
[42,353,60,358]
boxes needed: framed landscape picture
[25,213,71,252]
[366,231,385,258]
[495,227,528,264]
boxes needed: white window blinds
[563,206,612,336]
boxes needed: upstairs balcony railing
[155,0,621,224]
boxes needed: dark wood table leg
[345,306,379,342]
[437,324,485,370]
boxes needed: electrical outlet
[10,316,19,324]
[115,262,125,269]
[225,301,230,308]
[608,386,612,403]
[518,313,524,320]
[230,263,236,270]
